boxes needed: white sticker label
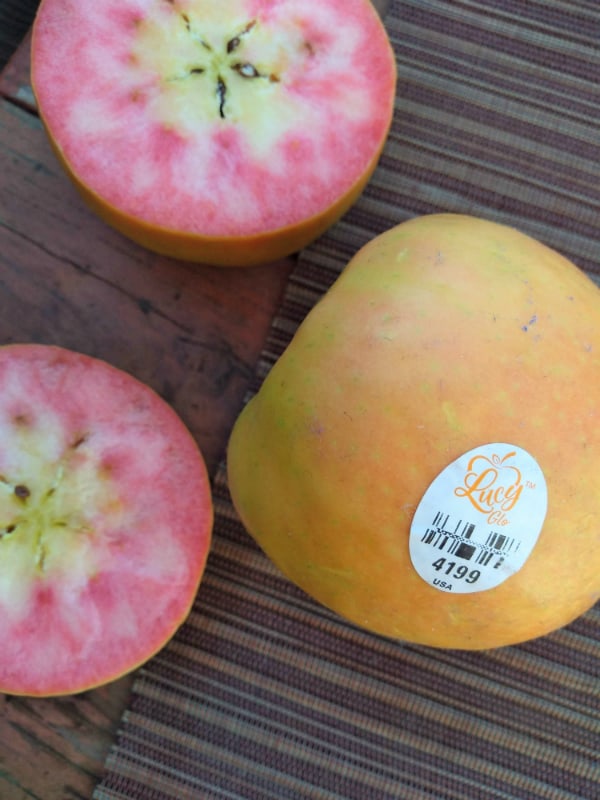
[409,444,547,594]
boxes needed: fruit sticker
[409,444,548,594]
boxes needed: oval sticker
[409,444,548,594]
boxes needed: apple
[227,214,600,649]
[0,344,212,695]
[30,0,397,266]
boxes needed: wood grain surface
[0,28,292,800]
[1,95,294,472]
[0,2,390,797]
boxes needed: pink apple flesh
[31,0,397,265]
[0,345,212,696]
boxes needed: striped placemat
[94,2,600,798]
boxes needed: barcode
[421,511,521,566]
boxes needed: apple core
[0,345,212,695]
[31,0,397,264]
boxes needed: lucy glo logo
[453,450,526,526]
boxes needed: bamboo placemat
[94,2,600,798]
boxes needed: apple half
[31,0,397,266]
[0,344,212,696]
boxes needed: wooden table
[0,28,295,800]
[3,3,600,800]
[1,1,391,793]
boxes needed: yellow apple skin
[227,213,600,649]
